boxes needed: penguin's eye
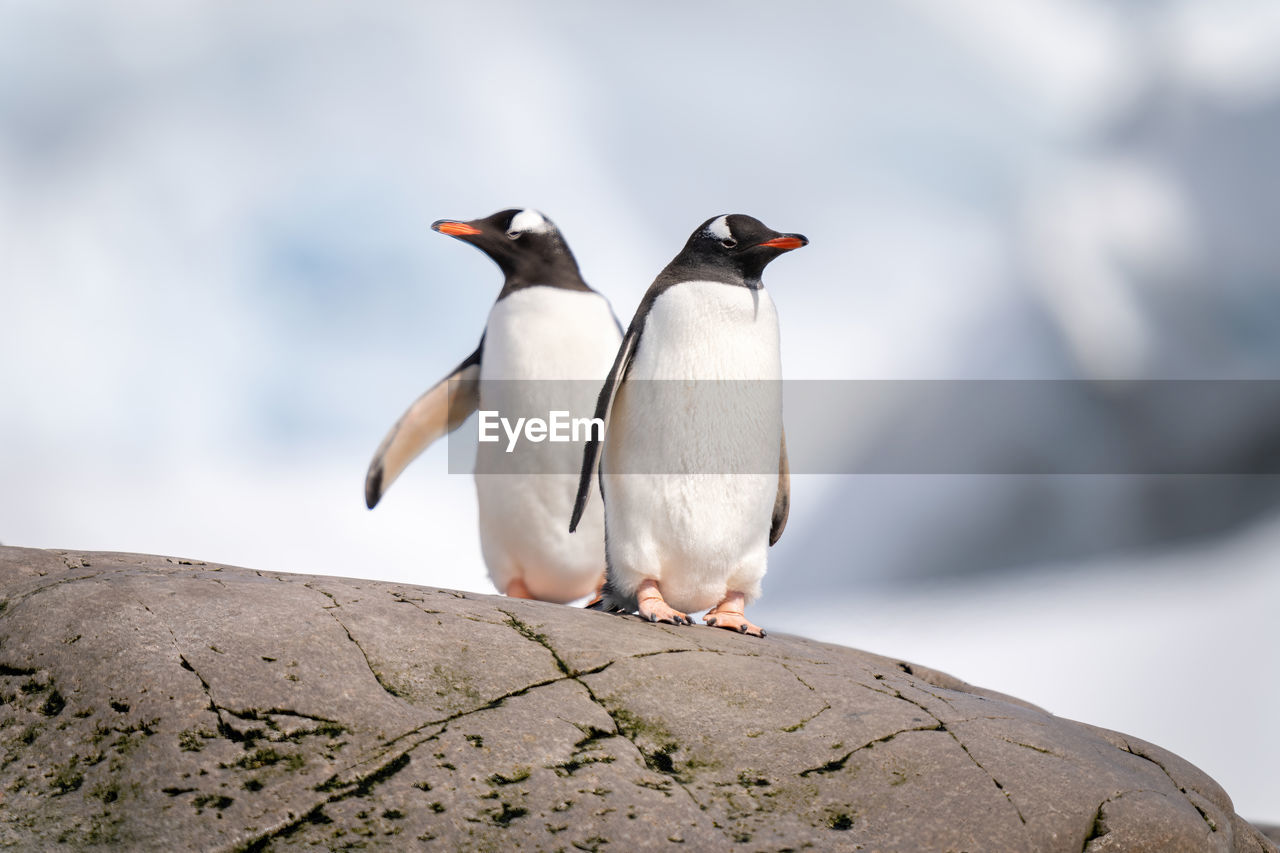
[506,230,522,240]
[720,238,737,249]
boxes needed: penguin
[570,214,806,637]
[367,208,621,603]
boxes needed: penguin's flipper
[769,428,790,546]
[569,325,638,532]
[365,343,483,509]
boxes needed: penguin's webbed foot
[703,591,766,638]
[636,579,691,626]
[505,578,535,600]
[584,572,608,609]
[642,607,693,626]
[704,611,766,637]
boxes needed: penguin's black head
[667,214,808,289]
[431,208,590,294]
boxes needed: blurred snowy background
[2,0,1277,821]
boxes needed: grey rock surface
[0,546,1273,852]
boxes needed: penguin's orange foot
[506,578,535,600]
[703,610,766,637]
[584,572,607,608]
[636,578,692,626]
[638,598,692,626]
[702,590,766,637]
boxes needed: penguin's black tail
[584,579,632,614]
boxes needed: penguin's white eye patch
[706,215,733,242]
[508,208,552,238]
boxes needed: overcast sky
[2,0,1278,822]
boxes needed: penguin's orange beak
[757,235,808,251]
[433,220,483,237]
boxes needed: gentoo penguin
[366,208,621,603]
[570,214,806,636]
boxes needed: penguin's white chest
[474,287,621,602]
[628,281,782,383]
[480,287,620,382]
[602,281,783,612]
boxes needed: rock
[0,546,1273,852]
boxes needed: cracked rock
[0,546,1273,852]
